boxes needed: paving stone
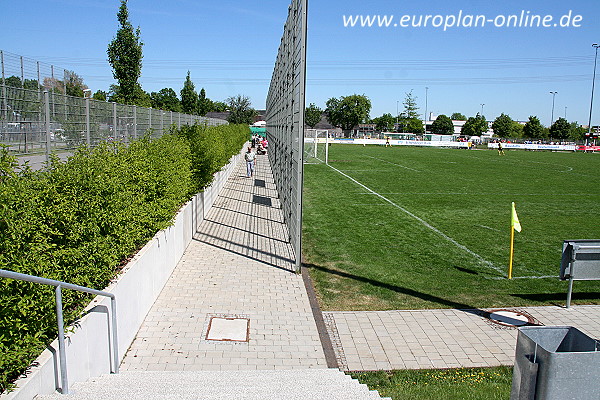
[121,156,326,372]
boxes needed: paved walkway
[121,154,327,371]
[325,305,600,371]
[122,152,600,374]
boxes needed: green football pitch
[302,144,600,310]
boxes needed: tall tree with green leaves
[107,0,143,105]
[198,88,211,116]
[305,103,323,128]
[450,112,467,121]
[523,116,546,139]
[461,114,488,136]
[325,94,371,136]
[151,88,181,112]
[549,117,571,140]
[180,71,197,114]
[226,95,257,124]
[430,114,454,135]
[401,90,420,119]
[492,113,514,138]
[372,113,395,132]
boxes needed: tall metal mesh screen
[266,0,308,273]
[1,50,228,159]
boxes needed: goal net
[304,129,329,164]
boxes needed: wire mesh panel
[1,50,229,165]
[265,0,308,273]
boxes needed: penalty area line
[326,163,505,276]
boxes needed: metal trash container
[511,326,600,400]
[560,240,600,308]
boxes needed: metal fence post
[55,286,69,394]
[113,102,117,141]
[44,90,50,164]
[133,105,137,140]
[110,297,119,373]
[149,108,152,133]
[160,111,164,134]
[85,97,90,147]
[1,50,6,120]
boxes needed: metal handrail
[0,269,118,395]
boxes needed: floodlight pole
[549,91,558,126]
[424,87,429,133]
[480,103,485,116]
[587,44,600,146]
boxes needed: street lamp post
[424,87,429,133]
[396,100,399,132]
[587,43,600,145]
[549,91,558,125]
[480,104,485,116]
[565,106,568,119]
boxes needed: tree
[549,117,571,140]
[151,88,181,112]
[569,122,586,142]
[210,101,228,112]
[492,113,514,138]
[401,90,420,119]
[372,113,395,132]
[461,113,488,136]
[64,70,88,97]
[107,0,143,105]
[325,94,371,136]
[305,103,323,128]
[197,88,211,116]
[92,90,108,101]
[180,71,197,114]
[404,118,425,134]
[523,116,546,139]
[226,94,257,124]
[450,112,467,121]
[430,114,454,135]
[511,121,524,139]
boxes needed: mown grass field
[302,144,600,310]
[350,366,513,400]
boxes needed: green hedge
[0,123,249,393]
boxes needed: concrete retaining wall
[2,147,245,400]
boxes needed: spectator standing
[245,146,256,177]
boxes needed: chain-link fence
[0,50,227,160]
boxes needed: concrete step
[37,369,391,400]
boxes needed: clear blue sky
[3,0,599,126]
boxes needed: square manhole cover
[254,179,266,187]
[205,317,250,342]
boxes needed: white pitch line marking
[326,163,505,276]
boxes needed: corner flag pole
[508,202,522,279]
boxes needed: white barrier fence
[326,138,470,148]
[488,143,577,151]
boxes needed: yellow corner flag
[511,202,522,232]
[508,202,521,279]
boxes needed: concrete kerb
[1,146,246,400]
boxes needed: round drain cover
[488,310,532,327]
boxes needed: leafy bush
[0,123,248,393]
[176,123,249,193]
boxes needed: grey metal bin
[511,326,600,400]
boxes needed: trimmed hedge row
[0,123,249,393]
